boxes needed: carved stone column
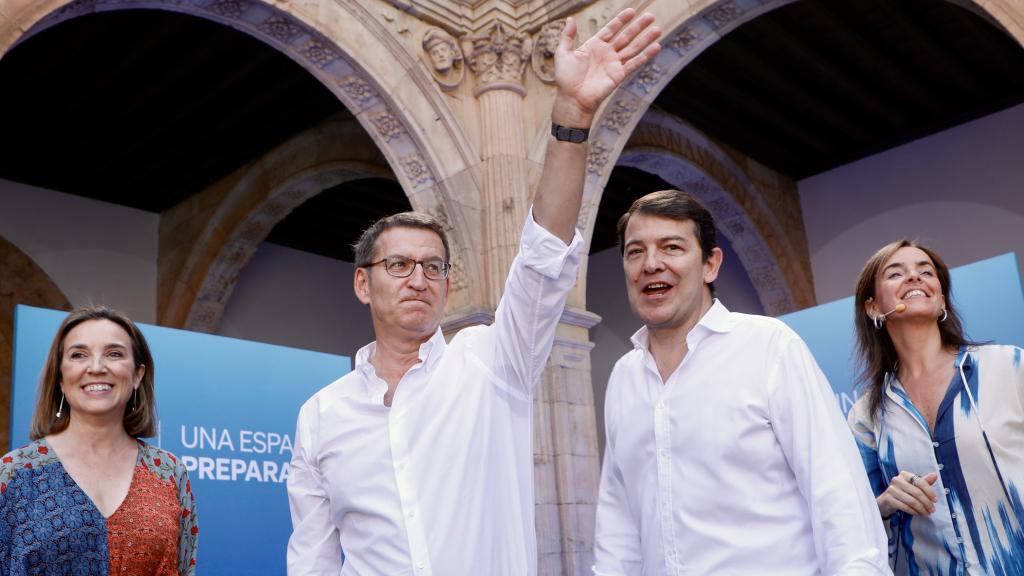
[534,310,602,576]
[463,22,531,308]
[464,20,601,576]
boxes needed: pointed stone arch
[0,236,72,451]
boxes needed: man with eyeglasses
[286,10,662,575]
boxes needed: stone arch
[617,109,815,314]
[0,236,72,451]
[579,0,1024,291]
[0,0,484,327]
[158,114,476,332]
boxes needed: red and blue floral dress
[0,439,198,575]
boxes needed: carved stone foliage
[299,38,341,69]
[531,20,565,84]
[665,25,708,56]
[462,22,531,95]
[400,153,435,189]
[338,75,380,110]
[600,96,641,134]
[259,14,302,43]
[628,62,665,95]
[208,0,248,19]
[422,27,464,90]
[704,0,745,31]
[370,111,407,142]
[586,140,610,175]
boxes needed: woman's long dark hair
[853,240,971,421]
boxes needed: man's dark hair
[353,211,450,267]
[616,189,718,294]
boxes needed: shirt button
[956,537,963,544]
[932,442,940,448]
[417,561,425,569]
[944,488,950,495]
[659,449,668,457]
[937,464,944,470]
[408,511,416,518]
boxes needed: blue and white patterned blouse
[848,344,1024,575]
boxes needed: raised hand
[553,9,662,126]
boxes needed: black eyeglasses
[361,255,450,280]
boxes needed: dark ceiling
[1,1,1022,260]
[265,178,410,262]
[657,0,1024,179]
[0,10,350,210]
[592,0,1024,252]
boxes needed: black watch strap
[551,122,590,143]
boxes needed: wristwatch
[551,122,590,143]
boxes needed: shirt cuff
[518,207,583,279]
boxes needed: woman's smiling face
[869,246,946,323]
[60,319,144,422]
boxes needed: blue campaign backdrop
[10,305,351,575]
[779,252,1024,416]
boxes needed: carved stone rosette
[421,27,464,91]
[462,22,532,96]
[531,20,564,84]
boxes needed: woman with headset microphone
[847,240,1023,575]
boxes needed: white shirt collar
[354,327,448,397]
[629,299,735,353]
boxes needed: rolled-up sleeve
[489,208,582,395]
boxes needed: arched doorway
[0,235,71,452]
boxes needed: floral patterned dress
[0,439,198,575]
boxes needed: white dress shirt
[594,301,891,576]
[287,212,582,576]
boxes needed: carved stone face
[538,27,559,57]
[429,42,454,73]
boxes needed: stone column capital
[462,22,532,97]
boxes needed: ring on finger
[910,474,921,487]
